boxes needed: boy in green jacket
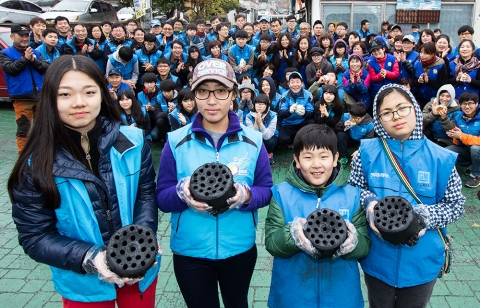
[265,124,370,308]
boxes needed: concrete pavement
[0,104,479,307]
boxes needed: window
[323,5,351,29]
[2,1,23,10]
[352,5,382,34]
[90,2,100,12]
[22,2,43,13]
[100,3,111,12]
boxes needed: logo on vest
[339,209,349,220]
[418,171,430,187]
[370,173,389,178]
[227,153,250,176]
[387,62,392,67]
[433,69,438,74]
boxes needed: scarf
[421,56,444,75]
[454,56,480,76]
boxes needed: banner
[396,0,441,11]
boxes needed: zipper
[400,140,404,152]
[216,151,220,162]
[394,140,405,287]
[81,133,93,172]
[99,187,114,235]
[315,189,322,209]
[138,290,143,299]
[215,215,219,259]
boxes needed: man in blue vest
[0,24,49,153]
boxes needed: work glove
[289,103,297,113]
[295,104,306,116]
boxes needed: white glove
[332,220,358,259]
[295,104,306,116]
[290,217,319,257]
[289,103,297,113]
[176,177,212,213]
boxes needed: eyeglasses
[194,89,232,100]
[255,102,267,106]
[378,106,413,122]
[350,115,363,121]
[460,101,477,107]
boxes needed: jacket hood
[436,84,457,107]
[372,84,424,140]
[259,76,277,101]
[333,39,349,57]
[285,159,350,196]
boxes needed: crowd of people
[2,13,479,187]
[0,11,474,308]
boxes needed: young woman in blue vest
[258,76,282,112]
[292,35,312,86]
[329,39,349,89]
[342,53,371,109]
[156,59,273,308]
[272,32,295,83]
[348,84,465,308]
[168,88,197,131]
[8,55,160,307]
[245,94,279,164]
[448,39,480,99]
[412,42,448,109]
[116,89,152,141]
[367,37,399,99]
[88,24,108,74]
[435,34,455,62]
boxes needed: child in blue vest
[36,28,60,64]
[349,84,465,307]
[446,92,480,188]
[106,46,139,89]
[168,88,197,131]
[116,89,152,141]
[278,72,315,146]
[228,29,255,78]
[154,79,177,141]
[245,94,278,164]
[335,102,374,163]
[137,73,160,141]
[265,124,370,308]
[156,58,273,308]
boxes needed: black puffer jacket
[11,117,158,274]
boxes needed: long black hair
[318,85,344,117]
[88,24,106,43]
[185,45,203,71]
[177,88,198,114]
[116,89,146,127]
[8,55,121,209]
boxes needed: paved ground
[0,104,479,307]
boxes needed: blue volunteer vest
[268,182,363,308]
[368,54,397,97]
[342,113,374,140]
[51,126,159,302]
[359,138,457,287]
[108,54,138,80]
[167,124,263,259]
[414,61,444,100]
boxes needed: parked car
[0,0,44,23]
[39,0,118,26]
[28,0,59,11]
[0,25,12,101]
[116,7,133,21]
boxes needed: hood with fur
[372,84,424,140]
